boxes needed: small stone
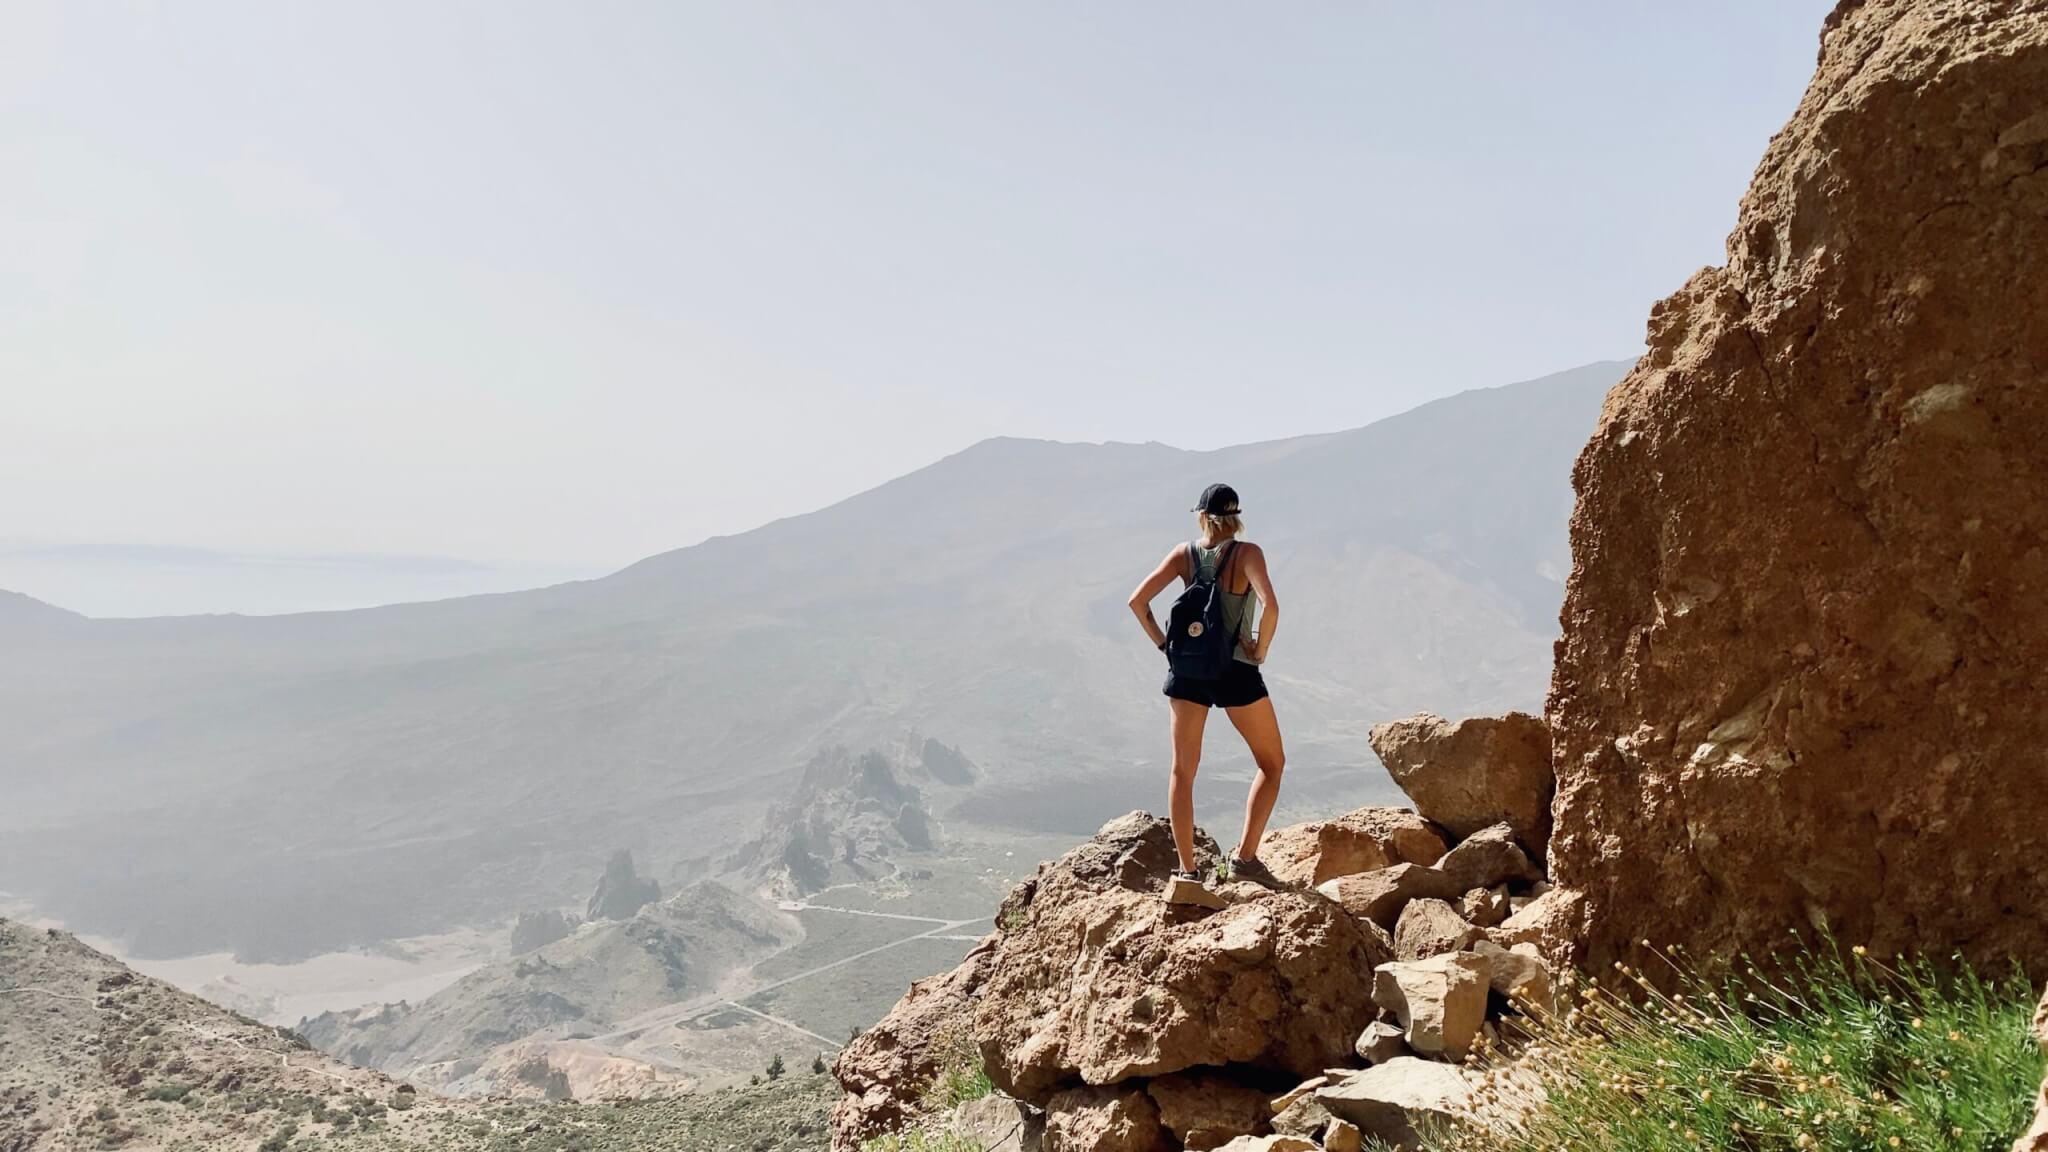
[1268,1095,1332,1139]
[1316,864,1461,929]
[1459,886,1509,929]
[1473,939,1555,1015]
[1324,1118,1364,1152]
[1372,953,1489,1061]
[1267,1077,1326,1117]
[1394,899,1479,961]
[1354,1021,1407,1065]
[1315,1059,1474,1151]
[1213,1137,1318,1152]
[1434,824,1540,894]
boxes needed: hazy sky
[2,2,1833,615]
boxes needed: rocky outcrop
[831,938,1000,1151]
[510,909,579,954]
[585,849,660,922]
[728,746,942,898]
[1548,0,2048,974]
[975,815,1385,1103]
[837,805,1564,1152]
[1367,713,1552,849]
[1258,808,1448,888]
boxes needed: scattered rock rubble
[835,711,1571,1152]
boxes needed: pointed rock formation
[584,850,660,922]
[1549,0,2048,973]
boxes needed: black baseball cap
[1192,483,1242,515]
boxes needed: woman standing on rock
[1127,483,1285,908]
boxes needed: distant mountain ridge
[0,360,1629,960]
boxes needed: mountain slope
[298,881,800,1077]
[0,916,847,1152]
[0,361,1627,959]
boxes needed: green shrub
[1428,939,2045,1152]
[767,1053,786,1080]
[918,1024,994,1113]
[142,1082,192,1102]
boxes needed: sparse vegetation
[860,1129,983,1152]
[1431,940,2045,1152]
[918,1022,994,1113]
[813,1052,829,1075]
[766,1053,787,1081]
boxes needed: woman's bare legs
[1168,698,1210,872]
[1225,696,1286,860]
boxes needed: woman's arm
[1128,547,1188,650]
[1239,543,1280,663]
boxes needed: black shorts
[1162,660,1270,709]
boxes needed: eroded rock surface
[1548,0,2048,973]
[1043,1085,1171,1152]
[1147,1071,1273,1151]
[831,938,998,1151]
[977,826,1385,1102]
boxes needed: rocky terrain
[829,3,2048,1149]
[0,917,473,1150]
[298,880,799,1090]
[831,719,1568,1152]
[0,915,848,1151]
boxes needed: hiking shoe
[1224,855,1288,890]
[1164,869,1227,910]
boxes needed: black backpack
[1164,541,1242,680]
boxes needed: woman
[1127,482,1285,907]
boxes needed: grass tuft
[1432,939,2044,1152]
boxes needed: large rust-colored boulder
[1368,712,1553,849]
[1260,807,1449,888]
[831,937,1000,1151]
[1548,0,2048,974]
[975,819,1384,1104]
[1043,1085,1172,1152]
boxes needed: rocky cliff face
[1548,0,2048,974]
